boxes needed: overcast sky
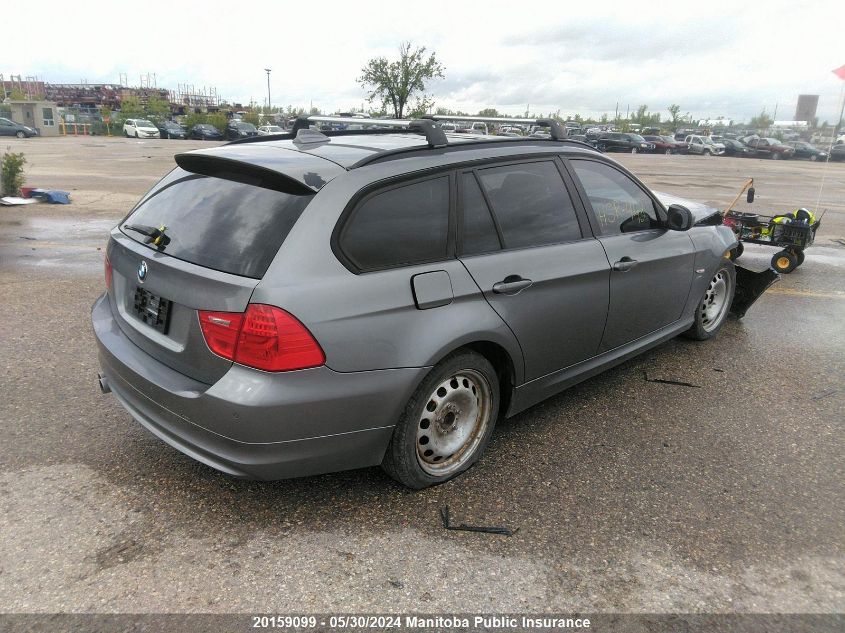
[5,0,845,123]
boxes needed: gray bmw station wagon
[93,116,773,488]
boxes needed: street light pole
[264,68,272,114]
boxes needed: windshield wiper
[123,223,171,249]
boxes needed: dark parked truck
[93,116,776,488]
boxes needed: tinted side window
[571,160,660,235]
[459,173,501,255]
[342,176,450,270]
[476,161,581,249]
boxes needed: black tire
[772,152,780,160]
[631,147,638,154]
[684,264,736,341]
[729,241,744,260]
[771,250,797,273]
[125,130,130,137]
[794,250,805,266]
[382,350,500,489]
[135,131,139,138]
[810,154,818,161]
[15,130,26,139]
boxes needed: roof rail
[424,115,568,140]
[291,115,448,148]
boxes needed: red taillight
[198,310,244,361]
[104,254,113,289]
[198,304,324,372]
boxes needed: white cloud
[5,0,845,122]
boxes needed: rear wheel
[631,147,638,154]
[772,250,797,273]
[794,250,805,266]
[684,265,735,341]
[810,154,818,161]
[382,351,499,489]
[15,130,26,139]
[665,148,672,155]
[771,152,780,160]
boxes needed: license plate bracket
[132,287,172,334]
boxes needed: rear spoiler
[174,153,317,196]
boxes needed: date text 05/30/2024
[252,615,592,629]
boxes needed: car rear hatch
[105,147,343,384]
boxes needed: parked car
[188,124,224,141]
[157,121,187,140]
[0,117,38,138]
[643,135,679,154]
[684,135,725,156]
[226,121,259,140]
[830,144,845,161]
[567,134,599,149]
[721,138,756,157]
[596,132,655,153]
[94,120,769,489]
[744,137,795,160]
[123,119,160,139]
[257,125,286,135]
[785,141,827,161]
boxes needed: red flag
[833,64,845,80]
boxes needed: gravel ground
[0,136,843,615]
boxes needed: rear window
[122,170,311,278]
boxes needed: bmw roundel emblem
[138,260,148,282]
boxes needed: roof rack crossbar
[292,115,447,148]
[425,115,567,141]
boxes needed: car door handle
[612,257,639,272]
[492,275,533,295]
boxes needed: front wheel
[772,250,797,273]
[665,148,672,155]
[684,265,735,341]
[382,351,499,489]
[794,250,805,266]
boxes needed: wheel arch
[430,339,520,421]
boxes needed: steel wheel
[700,269,731,333]
[15,131,26,139]
[415,369,492,477]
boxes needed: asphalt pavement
[0,136,842,614]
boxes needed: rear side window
[122,170,311,278]
[571,160,661,235]
[459,173,501,255]
[341,176,450,271]
[476,161,582,249]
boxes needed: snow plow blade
[731,265,779,318]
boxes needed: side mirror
[746,187,755,203]
[666,204,694,231]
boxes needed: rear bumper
[92,293,427,480]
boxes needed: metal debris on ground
[643,371,701,388]
[440,505,518,537]
[811,389,838,401]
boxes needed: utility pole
[264,69,272,113]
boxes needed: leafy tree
[207,113,228,133]
[183,112,208,130]
[749,110,773,129]
[119,96,143,118]
[477,108,499,117]
[359,42,444,119]
[1,149,26,196]
[667,104,682,127]
[146,95,171,120]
